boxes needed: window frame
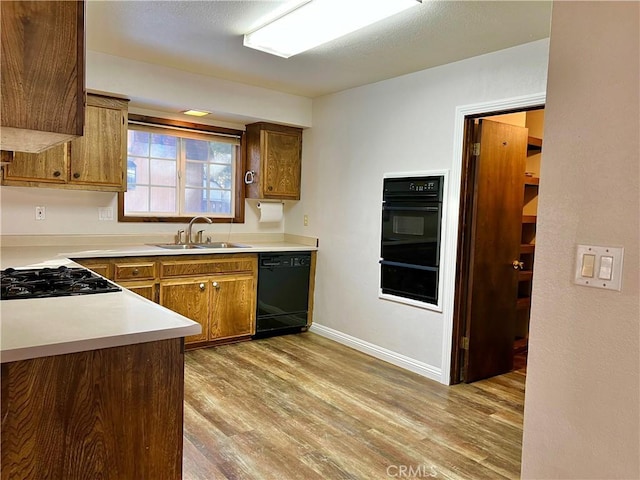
[117,114,246,224]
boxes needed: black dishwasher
[255,252,311,337]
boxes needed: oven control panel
[383,175,443,200]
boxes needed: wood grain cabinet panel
[160,256,257,347]
[113,261,156,281]
[160,279,210,344]
[0,0,85,153]
[160,256,255,277]
[68,95,127,189]
[246,122,302,200]
[3,144,69,183]
[1,93,128,192]
[210,274,256,340]
[118,281,157,302]
[0,339,184,480]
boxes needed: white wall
[0,187,285,237]
[289,39,550,380]
[522,2,639,478]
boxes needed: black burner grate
[1,266,121,300]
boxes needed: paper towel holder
[244,170,256,184]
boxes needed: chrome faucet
[187,216,213,244]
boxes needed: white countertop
[0,236,317,363]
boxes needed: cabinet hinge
[460,336,469,350]
[472,143,480,156]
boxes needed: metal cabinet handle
[73,172,80,179]
[53,171,61,177]
[267,185,273,191]
[199,283,205,291]
[132,268,139,276]
[512,260,525,270]
[212,281,220,289]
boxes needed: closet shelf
[524,176,540,186]
[520,244,536,254]
[527,136,543,150]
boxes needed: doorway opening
[451,106,545,384]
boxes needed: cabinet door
[69,100,125,189]
[262,129,301,199]
[0,0,85,153]
[2,144,68,184]
[210,274,256,341]
[160,280,209,344]
[119,281,157,303]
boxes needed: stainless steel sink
[152,242,250,250]
[153,244,201,250]
[197,242,250,249]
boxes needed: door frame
[439,93,546,385]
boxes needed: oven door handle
[379,260,439,272]
[382,205,440,212]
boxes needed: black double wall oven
[380,175,444,305]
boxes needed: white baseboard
[309,324,443,383]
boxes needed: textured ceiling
[86,0,552,99]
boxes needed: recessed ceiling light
[182,110,210,117]
[244,0,422,58]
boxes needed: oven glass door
[380,261,438,304]
[381,202,441,267]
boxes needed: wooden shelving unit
[515,119,544,360]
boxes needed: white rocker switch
[599,256,614,281]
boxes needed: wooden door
[160,279,209,344]
[3,144,68,183]
[210,274,255,341]
[262,129,301,199]
[69,99,125,188]
[463,119,527,382]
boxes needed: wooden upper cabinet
[1,93,129,192]
[2,144,69,184]
[245,122,302,200]
[69,94,128,189]
[0,0,85,153]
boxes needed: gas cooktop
[1,266,121,300]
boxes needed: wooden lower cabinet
[160,279,210,344]
[1,339,185,480]
[159,271,256,346]
[74,253,260,348]
[210,273,255,341]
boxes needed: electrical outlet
[35,206,46,221]
[304,214,309,227]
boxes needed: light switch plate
[574,245,624,291]
[98,207,114,221]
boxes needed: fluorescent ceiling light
[182,110,210,117]
[244,0,421,58]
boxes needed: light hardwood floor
[183,332,525,480]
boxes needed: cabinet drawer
[160,256,257,278]
[114,262,156,281]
